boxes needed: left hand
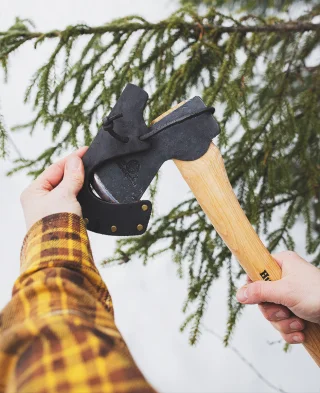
[20,147,88,230]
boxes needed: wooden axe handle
[174,143,320,367]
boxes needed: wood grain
[174,143,320,366]
[152,102,320,366]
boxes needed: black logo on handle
[260,270,271,281]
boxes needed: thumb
[236,280,287,306]
[60,154,85,195]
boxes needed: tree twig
[6,132,23,159]
[203,325,287,393]
[267,339,282,346]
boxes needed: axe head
[93,85,220,204]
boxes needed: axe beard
[92,173,119,203]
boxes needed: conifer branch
[0,21,319,42]
[1,4,320,344]
[0,114,7,159]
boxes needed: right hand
[236,251,320,344]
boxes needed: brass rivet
[111,225,117,233]
[141,204,148,212]
[137,224,144,232]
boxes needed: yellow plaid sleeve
[0,213,156,393]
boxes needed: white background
[0,1,319,392]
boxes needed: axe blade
[93,97,220,203]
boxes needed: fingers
[272,250,308,269]
[59,154,85,195]
[236,280,287,306]
[271,317,305,334]
[280,331,305,344]
[33,147,88,192]
[271,252,285,268]
[258,303,290,321]
[258,302,305,344]
[239,259,308,345]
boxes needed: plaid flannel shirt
[0,213,156,393]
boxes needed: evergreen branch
[0,21,319,44]
[0,114,7,159]
[1,3,319,345]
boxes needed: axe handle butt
[174,142,320,367]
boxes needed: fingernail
[236,287,248,302]
[290,321,301,331]
[275,311,288,319]
[67,155,81,171]
[293,335,302,343]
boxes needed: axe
[78,84,320,366]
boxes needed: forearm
[0,213,155,393]
[16,213,114,322]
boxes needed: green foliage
[0,3,319,344]
[180,0,318,13]
[0,114,7,159]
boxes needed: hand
[21,147,88,230]
[236,251,320,344]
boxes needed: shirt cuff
[18,212,111,308]
[20,213,93,271]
